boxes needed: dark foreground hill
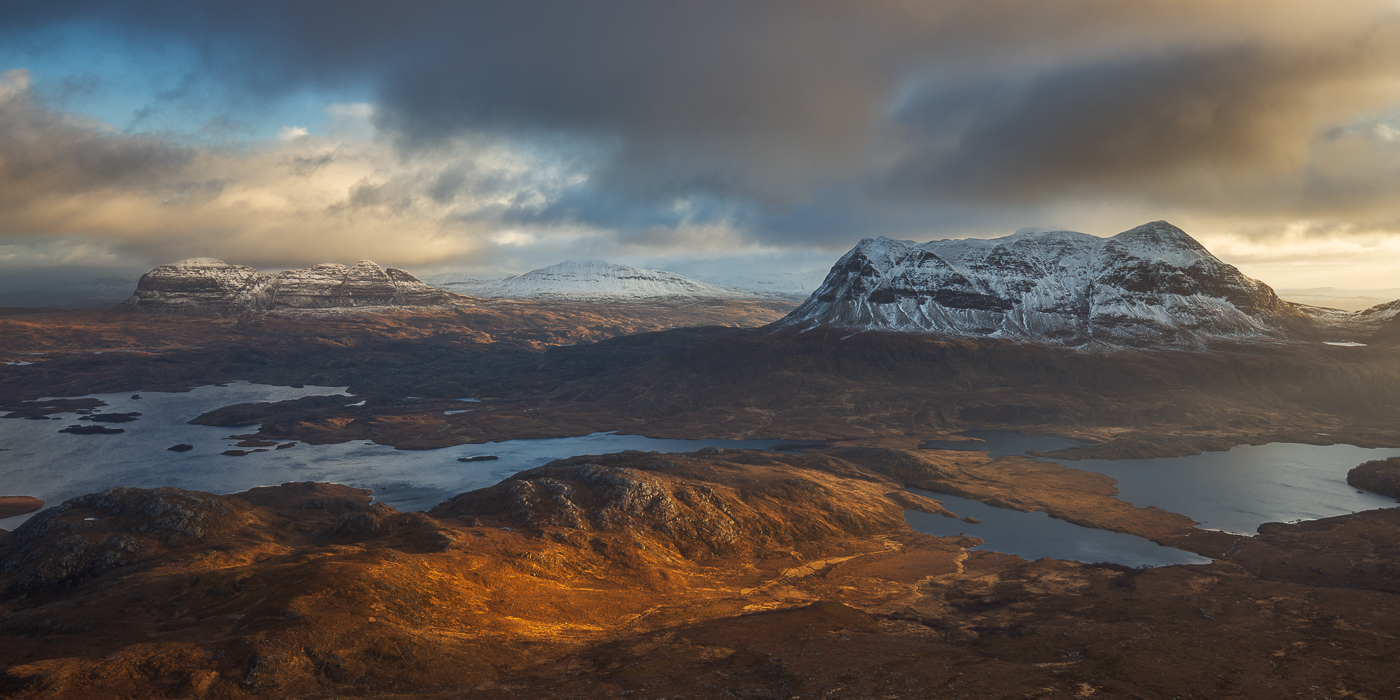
[3,448,1400,698]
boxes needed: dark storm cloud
[6,0,1400,248]
[888,33,1400,205]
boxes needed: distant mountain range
[115,258,795,315]
[1274,287,1400,312]
[780,221,1391,348]
[87,224,1400,346]
[424,260,785,301]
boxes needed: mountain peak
[1108,221,1209,263]
[783,222,1308,348]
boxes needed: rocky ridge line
[117,258,458,314]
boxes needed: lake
[8,385,1394,569]
[921,431,1400,535]
[0,382,819,528]
[904,488,1209,567]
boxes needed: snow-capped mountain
[430,260,781,301]
[118,258,455,313]
[779,221,1315,348]
[697,270,829,299]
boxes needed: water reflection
[921,432,1400,534]
[0,383,821,528]
[904,488,1209,567]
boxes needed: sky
[3,1,1400,294]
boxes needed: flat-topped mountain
[780,221,1314,347]
[118,258,457,314]
[697,270,830,299]
[430,260,781,301]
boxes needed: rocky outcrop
[233,481,374,513]
[780,221,1317,348]
[0,487,262,596]
[117,258,459,314]
[431,449,946,557]
[57,425,124,434]
[1348,457,1400,499]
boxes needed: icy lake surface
[904,488,1210,567]
[922,431,1400,535]
[0,382,817,529]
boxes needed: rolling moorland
[4,223,1400,697]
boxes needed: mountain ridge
[780,221,1327,348]
[118,258,458,314]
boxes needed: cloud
[0,76,604,270]
[5,1,1400,287]
[885,33,1400,209]
[11,2,1397,205]
[276,125,309,140]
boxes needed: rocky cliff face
[780,221,1314,348]
[118,259,456,313]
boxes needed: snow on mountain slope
[1359,299,1400,323]
[697,270,830,299]
[118,259,455,313]
[433,260,781,301]
[418,272,501,293]
[779,221,1316,348]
